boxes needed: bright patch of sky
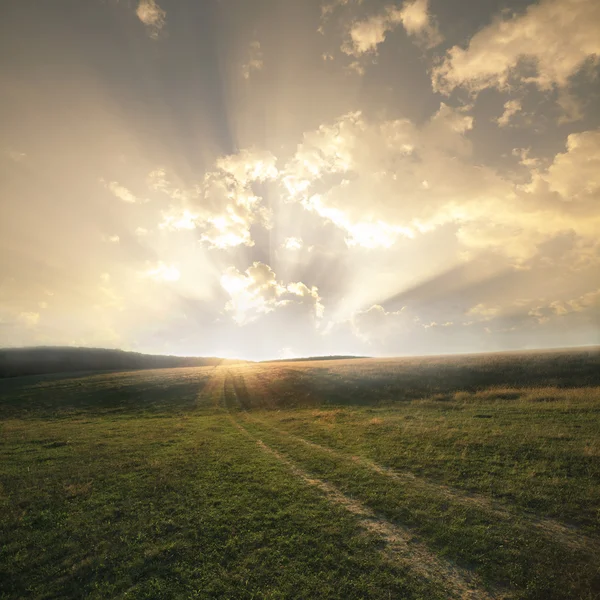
[0,0,599,359]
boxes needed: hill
[0,346,236,378]
[1,353,600,598]
[261,355,367,363]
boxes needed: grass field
[1,350,599,599]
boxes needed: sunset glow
[1,0,599,359]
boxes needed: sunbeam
[1,0,599,359]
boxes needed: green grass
[0,368,442,599]
[1,352,600,599]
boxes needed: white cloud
[281,104,495,249]
[558,288,600,314]
[343,0,441,57]
[433,0,600,93]
[147,167,169,192]
[283,237,303,250]
[530,129,600,201]
[136,0,166,39]
[141,262,180,282]
[466,303,501,321]
[242,41,264,80]
[301,195,414,248]
[423,321,453,329]
[155,149,277,249]
[101,179,141,204]
[159,209,199,231]
[399,0,441,45]
[344,11,397,56]
[352,305,406,342]
[201,149,278,248]
[287,282,325,318]
[221,262,323,324]
[282,108,600,262]
[512,147,541,169]
[347,61,366,75]
[529,288,600,323]
[496,99,522,127]
[215,147,279,185]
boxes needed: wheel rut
[242,413,599,555]
[225,371,501,600]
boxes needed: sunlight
[1,0,598,358]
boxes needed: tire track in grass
[224,376,499,600]
[231,364,598,557]
[242,412,600,556]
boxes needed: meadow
[1,349,599,599]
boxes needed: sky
[0,0,599,361]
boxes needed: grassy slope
[0,347,230,379]
[1,351,599,599]
[0,368,442,600]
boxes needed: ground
[1,351,599,599]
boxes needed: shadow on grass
[247,348,600,409]
[0,368,212,419]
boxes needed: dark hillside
[0,347,233,378]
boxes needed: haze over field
[1,0,599,360]
[2,352,600,598]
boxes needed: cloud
[215,148,279,184]
[352,304,406,342]
[159,209,199,231]
[466,303,501,321]
[342,0,441,57]
[283,237,303,250]
[199,149,277,248]
[433,0,600,94]
[136,0,166,39]
[529,129,600,201]
[140,262,180,283]
[343,10,399,56]
[242,41,264,80]
[221,262,323,324]
[496,99,522,127]
[555,288,600,314]
[281,104,497,249]
[282,107,600,263]
[529,288,600,324]
[101,179,142,204]
[153,149,278,249]
[147,168,169,192]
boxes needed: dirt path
[241,412,599,556]
[222,372,501,600]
